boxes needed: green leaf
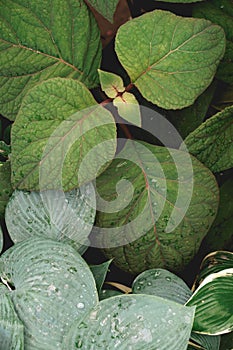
[115,10,225,109]
[132,268,192,304]
[99,289,123,300]
[11,78,117,191]
[89,260,112,294]
[132,268,220,350]
[87,0,119,23]
[186,269,233,335]
[220,332,233,350]
[98,69,125,98]
[0,237,98,349]
[113,92,141,127]
[193,251,233,290]
[5,186,96,254]
[0,0,101,121]
[0,226,3,254]
[96,140,219,274]
[204,179,233,252]
[184,106,233,173]
[0,293,24,350]
[0,161,13,218]
[62,294,195,349]
[167,81,216,139]
[193,0,233,84]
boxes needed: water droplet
[147,281,152,286]
[165,277,171,282]
[77,302,85,309]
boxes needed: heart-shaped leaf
[0,0,101,120]
[0,237,98,349]
[184,106,233,173]
[0,293,24,349]
[11,78,117,191]
[193,0,233,84]
[0,161,13,218]
[95,140,219,274]
[113,92,141,127]
[98,69,125,98]
[89,260,112,294]
[5,185,96,254]
[62,294,195,349]
[186,269,233,335]
[115,10,225,109]
[87,0,119,23]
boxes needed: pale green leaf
[0,161,13,218]
[193,0,233,84]
[89,260,112,294]
[204,179,233,252]
[11,78,117,191]
[0,0,101,120]
[184,106,233,173]
[186,269,233,335]
[5,185,96,254]
[98,69,124,98]
[115,10,225,109]
[62,294,195,349]
[87,0,119,23]
[132,268,192,304]
[193,251,233,290]
[167,81,216,139]
[96,140,219,274]
[0,293,24,350]
[0,237,98,349]
[113,92,141,126]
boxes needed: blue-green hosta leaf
[184,106,233,173]
[0,226,3,254]
[62,294,195,350]
[0,237,98,349]
[113,92,141,127]
[115,10,225,109]
[186,269,233,335]
[89,260,112,294]
[98,69,125,98]
[193,0,233,84]
[87,0,119,23]
[132,268,192,304]
[11,78,117,191]
[5,185,96,254]
[0,0,101,121]
[0,161,13,218]
[204,179,233,252]
[132,269,220,350]
[96,140,219,274]
[0,293,24,349]
[193,251,233,290]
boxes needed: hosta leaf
[0,0,101,121]
[11,78,117,191]
[95,140,219,274]
[0,293,24,350]
[113,92,141,126]
[0,161,13,218]
[0,226,2,254]
[167,81,216,139]
[115,10,225,109]
[89,260,112,294]
[193,251,233,290]
[87,0,119,23]
[184,106,233,173]
[0,237,98,349]
[204,179,233,252]
[193,0,233,84]
[132,268,220,350]
[98,69,125,98]
[62,294,195,350]
[5,186,96,254]
[186,269,233,335]
[99,289,123,300]
[132,268,192,304]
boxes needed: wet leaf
[89,260,112,294]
